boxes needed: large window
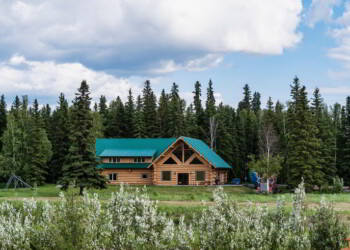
[141,173,149,179]
[109,157,120,163]
[162,171,171,181]
[134,157,145,163]
[196,171,205,181]
[108,173,117,181]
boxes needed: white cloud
[0,0,303,73]
[0,55,141,102]
[152,54,223,74]
[320,86,350,95]
[307,0,341,27]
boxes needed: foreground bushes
[0,182,348,250]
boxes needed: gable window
[196,171,205,181]
[109,157,120,163]
[134,157,145,163]
[141,173,149,179]
[172,144,183,162]
[190,157,204,165]
[108,173,117,181]
[163,157,177,164]
[184,144,194,162]
[162,171,171,181]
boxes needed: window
[162,171,171,181]
[109,157,120,163]
[141,173,149,179]
[172,144,183,162]
[184,144,194,162]
[190,157,204,165]
[196,171,205,181]
[108,173,117,181]
[134,157,145,163]
[163,157,177,164]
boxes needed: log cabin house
[96,137,232,185]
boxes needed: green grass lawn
[0,184,349,203]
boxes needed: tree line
[0,77,349,188]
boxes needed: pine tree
[24,99,52,185]
[60,80,106,194]
[238,84,252,111]
[169,82,184,137]
[98,95,108,136]
[193,81,205,138]
[124,89,135,137]
[142,80,158,137]
[107,96,126,138]
[252,91,261,114]
[49,93,70,183]
[287,78,323,188]
[339,96,350,185]
[311,88,336,183]
[157,89,170,137]
[0,95,7,151]
[134,95,146,138]
[11,95,21,118]
[184,104,197,137]
[205,79,216,142]
[331,103,342,176]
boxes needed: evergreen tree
[98,95,108,136]
[49,93,70,183]
[331,103,342,176]
[125,89,135,137]
[311,88,337,183]
[287,78,323,188]
[0,95,7,151]
[238,84,252,111]
[24,99,52,185]
[157,89,170,137]
[60,81,106,194]
[184,104,197,137]
[193,81,205,138]
[107,96,126,138]
[11,95,21,118]
[252,91,261,114]
[142,80,158,137]
[169,82,184,137]
[134,95,146,138]
[339,96,350,185]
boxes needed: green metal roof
[96,137,232,170]
[181,137,232,169]
[99,149,157,157]
[97,163,150,169]
[96,138,176,159]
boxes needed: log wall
[101,169,153,185]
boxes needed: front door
[178,173,189,185]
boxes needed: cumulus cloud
[152,54,223,74]
[0,0,303,74]
[0,55,142,103]
[307,0,341,27]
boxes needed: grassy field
[0,184,349,203]
[1,184,350,223]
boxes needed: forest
[0,76,349,189]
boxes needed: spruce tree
[193,81,205,138]
[98,95,108,136]
[0,95,7,151]
[107,96,126,138]
[184,104,197,137]
[238,84,252,111]
[60,80,106,194]
[24,99,52,185]
[339,96,350,185]
[157,89,170,137]
[287,78,323,188]
[125,89,135,138]
[134,95,146,138]
[169,82,184,137]
[142,80,158,137]
[311,88,336,183]
[49,93,70,183]
[252,91,261,114]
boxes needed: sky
[1,0,350,108]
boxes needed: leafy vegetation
[0,182,348,249]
